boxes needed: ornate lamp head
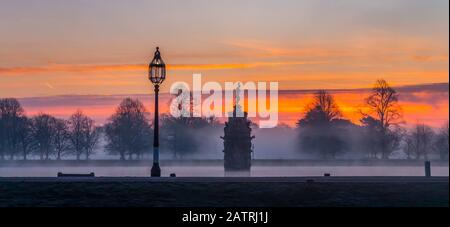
[149,47,166,85]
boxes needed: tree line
[0,97,219,160]
[296,79,449,160]
[0,79,448,161]
[0,100,100,160]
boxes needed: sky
[17,83,449,128]
[0,0,449,127]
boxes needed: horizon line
[8,82,448,100]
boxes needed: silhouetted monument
[221,85,255,173]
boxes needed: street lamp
[149,47,166,177]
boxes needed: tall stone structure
[221,86,255,172]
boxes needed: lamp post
[149,47,166,177]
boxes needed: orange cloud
[0,61,326,75]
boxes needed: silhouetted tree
[434,122,449,160]
[0,107,4,160]
[82,117,100,160]
[16,116,34,160]
[67,110,98,160]
[361,116,403,159]
[0,98,27,160]
[67,110,85,160]
[362,79,403,159]
[297,90,348,159]
[53,118,71,160]
[404,124,435,160]
[31,114,57,160]
[360,116,382,158]
[104,98,152,160]
[161,115,198,159]
[403,132,415,160]
[299,90,341,125]
[161,114,220,159]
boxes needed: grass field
[0,177,447,207]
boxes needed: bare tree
[403,134,415,160]
[161,114,220,159]
[298,90,341,126]
[83,117,100,160]
[17,116,34,160]
[67,110,88,160]
[31,114,57,160]
[0,106,4,160]
[360,115,403,159]
[53,118,71,160]
[104,98,152,160]
[405,124,435,160]
[360,116,383,159]
[363,79,403,159]
[433,122,449,160]
[0,98,27,160]
[297,90,348,159]
[161,114,199,159]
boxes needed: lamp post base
[151,163,161,177]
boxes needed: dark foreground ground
[0,177,448,207]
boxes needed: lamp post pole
[151,84,161,177]
[149,47,165,177]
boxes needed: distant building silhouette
[221,86,255,173]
